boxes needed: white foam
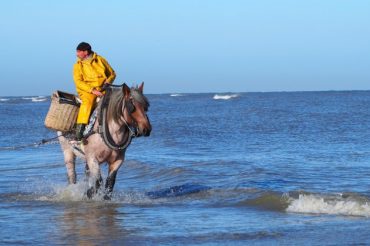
[286,194,370,217]
[170,93,183,97]
[0,98,9,101]
[213,94,239,100]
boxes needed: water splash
[51,183,89,201]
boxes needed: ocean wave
[0,98,10,101]
[170,93,183,97]
[233,190,370,217]
[146,183,210,199]
[213,94,239,100]
[286,193,370,217]
[237,191,290,211]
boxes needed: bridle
[122,95,139,138]
[98,84,142,150]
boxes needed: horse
[57,82,151,200]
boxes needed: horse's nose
[143,128,151,137]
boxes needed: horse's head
[122,82,152,137]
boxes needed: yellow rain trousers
[73,52,116,124]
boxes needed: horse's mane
[106,88,124,124]
[106,86,150,124]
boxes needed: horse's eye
[127,99,135,113]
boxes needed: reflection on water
[56,202,131,245]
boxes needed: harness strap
[97,86,134,150]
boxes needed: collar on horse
[96,84,137,150]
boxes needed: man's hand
[102,82,110,91]
[92,89,104,97]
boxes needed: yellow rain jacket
[73,52,116,124]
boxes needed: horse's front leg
[104,158,124,200]
[86,157,102,199]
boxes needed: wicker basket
[44,91,80,131]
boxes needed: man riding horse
[60,42,151,199]
[73,42,116,140]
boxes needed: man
[73,42,116,140]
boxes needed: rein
[97,85,136,150]
[0,134,66,150]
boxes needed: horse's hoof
[87,187,95,199]
[103,194,112,200]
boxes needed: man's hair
[76,42,92,54]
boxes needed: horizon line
[1,89,370,97]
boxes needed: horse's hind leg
[64,150,77,184]
[86,158,102,199]
[59,133,77,184]
[104,158,124,200]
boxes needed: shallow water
[2,91,370,244]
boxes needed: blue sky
[0,0,369,96]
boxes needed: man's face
[76,50,89,59]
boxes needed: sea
[1,91,370,245]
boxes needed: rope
[0,134,63,150]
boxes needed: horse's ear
[122,83,130,97]
[138,82,144,93]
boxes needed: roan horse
[58,82,151,199]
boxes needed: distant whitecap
[0,98,9,102]
[23,96,47,102]
[170,93,183,97]
[213,94,239,100]
[31,97,47,102]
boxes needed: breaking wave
[213,94,239,100]
[0,98,10,102]
[170,93,183,97]
[233,190,370,217]
[286,193,370,217]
